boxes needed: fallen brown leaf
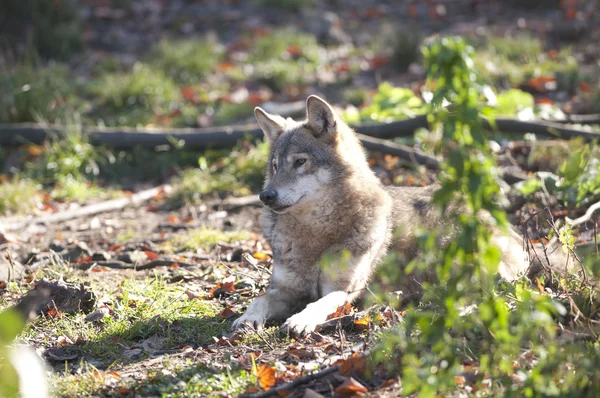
[217,306,237,319]
[327,301,352,320]
[257,364,276,390]
[334,377,368,396]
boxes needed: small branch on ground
[239,365,341,398]
[78,259,203,271]
[566,200,600,227]
[0,185,171,232]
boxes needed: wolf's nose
[259,189,278,206]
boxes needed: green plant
[372,37,599,397]
[0,309,26,398]
[22,121,100,185]
[342,82,426,124]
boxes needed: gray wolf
[231,95,567,335]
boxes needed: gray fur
[231,95,568,335]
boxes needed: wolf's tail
[493,228,572,281]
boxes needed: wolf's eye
[294,158,307,167]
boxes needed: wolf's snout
[259,189,278,206]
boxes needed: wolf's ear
[306,95,337,142]
[255,107,286,144]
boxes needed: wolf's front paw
[281,311,320,336]
[231,311,266,332]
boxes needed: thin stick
[566,200,600,227]
[0,185,171,232]
[239,365,340,398]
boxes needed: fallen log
[542,113,600,125]
[0,185,171,232]
[1,115,598,150]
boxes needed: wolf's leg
[281,290,349,335]
[231,288,291,331]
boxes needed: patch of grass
[214,102,254,125]
[0,178,41,216]
[172,139,269,204]
[249,29,324,91]
[134,362,257,397]
[240,326,288,346]
[21,122,100,185]
[21,277,222,363]
[151,38,224,84]
[0,62,79,123]
[15,277,254,397]
[87,63,182,126]
[50,365,107,398]
[50,175,121,203]
[166,228,251,252]
[473,34,579,87]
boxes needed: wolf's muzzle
[259,189,278,206]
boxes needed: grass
[50,175,122,203]
[0,178,41,216]
[151,38,224,84]
[20,276,223,361]
[9,275,258,397]
[0,62,79,123]
[87,62,182,127]
[248,28,324,91]
[171,139,269,204]
[132,363,257,397]
[473,34,579,88]
[166,228,252,252]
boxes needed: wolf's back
[383,184,571,296]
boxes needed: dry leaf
[143,250,159,261]
[353,315,371,330]
[339,354,367,377]
[257,364,276,390]
[181,86,196,102]
[334,377,368,396]
[252,252,270,260]
[217,306,237,319]
[380,378,398,388]
[327,302,352,320]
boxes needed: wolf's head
[254,95,374,214]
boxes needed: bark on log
[1,115,597,150]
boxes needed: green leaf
[494,89,534,116]
[0,309,25,344]
[558,145,590,183]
